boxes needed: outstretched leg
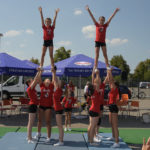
[40,46,47,67]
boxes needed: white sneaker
[34,133,41,139]
[96,134,103,139]
[107,67,111,70]
[45,137,51,143]
[28,139,34,144]
[94,137,101,143]
[111,143,120,148]
[106,137,115,141]
[68,128,72,131]
[53,142,64,146]
[64,128,67,132]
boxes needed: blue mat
[0,132,131,150]
[36,133,88,150]
[83,133,132,150]
[0,132,37,150]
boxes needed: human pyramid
[26,5,120,148]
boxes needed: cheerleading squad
[25,5,121,148]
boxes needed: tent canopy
[43,54,121,77]
[0,53,37,76]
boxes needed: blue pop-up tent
[0,53,37,76]
[43,54,121,77]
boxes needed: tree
[110,55,130,82]
[54,47,71,62]
[133,59,150,81]
[30,57,40,65]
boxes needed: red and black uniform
[95,22,108,47]
[27,86,38,113]
[42,24,55,47]
[89,90,101,117]
[86,96,92,112]
[108,87,119,113]
[53,88,63,114]
[62,97,76,112]
[99,83,105,111]
[39,83,54,110]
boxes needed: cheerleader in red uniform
[34,77,54,143]
[87,68,101,145]
[26,69,42,143]
[62,88,76,132]
[106,69,120,148]
[51,66,64,146]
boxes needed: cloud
[74,9,83,15]
[82,25,95,38]
[56,40,72,47]
[4,30,22,37]
[106,38,128,46]
[25,29,34,35]
[19,44,25,48]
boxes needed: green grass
[0,127,149,144]
[0,127,18,138]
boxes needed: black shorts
[43,40,53,47]
[95,41,106,47]
[100,105,104,111]
[109,104,119,113]
[64,108,72,112]
[55,110,63,114]
[89,111,99,117]
[39,105,52,111]
[28,104,37,113]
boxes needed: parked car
[104,84,131,100]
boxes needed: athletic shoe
[89,142,99,146]
[96,134,103,139]
[111,143,120,148]
[94,68,98,73]
[106,137,115,141]
[34,132,41,139]
[107,67,111,70]
[94,137,101,143]
[28,140,34,144]
[64,128,67,132]
[45,137,51,143]
[68,128,72,131]
[53,142,64,146]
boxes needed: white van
[0,76,41,99]
[139,82,150,89]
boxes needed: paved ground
[0,99,150,150]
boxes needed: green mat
[0,127,149,144]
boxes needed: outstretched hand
[38,7,42,12]
[85,5,89,10]
[115,8,120,12]
[142,137,150,150]
[55,8,60,14]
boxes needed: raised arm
[30,69,42,89]
[106,8,120,25]
[92,68,95,85]
[52,8,60,28]
[85,5,97,25]
[107,69,115,88]
[51,68,59,89]
[39,6,44,27]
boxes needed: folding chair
[117,100,129,117]
[19,97,29,114]
[121,94,129,101]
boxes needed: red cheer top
[108,87,119,105]
[99,83,105,105]
[89,90,101,113]
[27,86,38,105]
[95,22,108,43]
[62,97,76,109]
[42,24,55,40]
[39,83,54,107]
[53,88,63,111]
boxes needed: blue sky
[0,0,150,73]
